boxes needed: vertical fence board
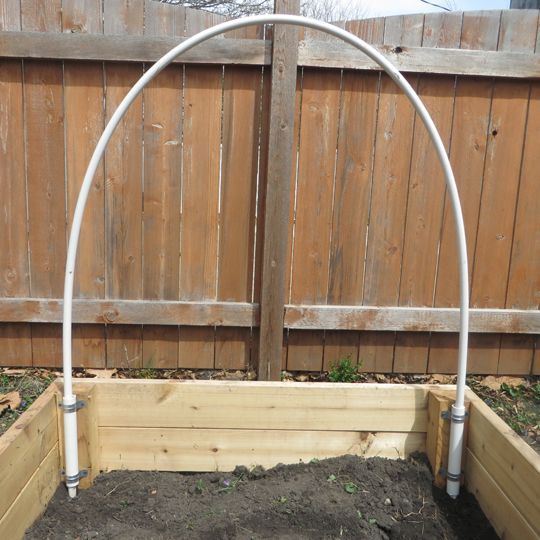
[361,15,423,373]
[287,70,341,372]
[215,67,261,370]
[178,66,222,368]
[0,1,32,366]
[429,77,492,373]
[343,17,388,373]
[394,12,461,373]
[432,11,501,374]
[141,0,182,369]
[498,10,539,374]
[470,9,532,374]
[63,0,106,368]
[22,0,64,367]
[324,71,379,371]
[103,0,144,369]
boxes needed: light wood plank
[464,450,537,540]
[0,386,58,518]
[94,380,428,432]
[100,428,425,472]
[0,443,61,540]
[467,390,540,536]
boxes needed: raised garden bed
[0,380,538,539]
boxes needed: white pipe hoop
[62,14,470,498]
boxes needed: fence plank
[141,0,182,369]
[215,67,262,370]
[0,1,32,367]
[498,10,540,374]
[342,16,387,373]
[324,70,379,371]
[63,0,106,368]
[361,15,424,373]
[394,13,460,373]
[103,0,144,369]
[287,70,341,372]
[470,10,531,374]
[431,11,501,374]
[178,66,222,368]
[22,0,64,367]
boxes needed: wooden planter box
[0,380,538,539]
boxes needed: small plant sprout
[327,474,337,483]
[344,482,359,494]
[328,356,360,383]
[195,479,205,494]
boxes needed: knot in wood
[102,309,119,323]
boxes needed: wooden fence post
[258,0,300,380]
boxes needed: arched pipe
[62,14,469,499]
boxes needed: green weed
[328,357,360,383]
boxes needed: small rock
[82,531,99,539]
[384,498,392,506]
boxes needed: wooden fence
[0,0,539,375]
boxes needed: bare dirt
[26,454,496,540]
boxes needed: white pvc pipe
[62,14,469,498]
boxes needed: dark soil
[26,454,496,540]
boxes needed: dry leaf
[0,391,22,414]
[86,368,117,379]
[479,375,525,392]
[1,368,27,376]
[428,374,455,384]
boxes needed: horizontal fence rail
[1,31,540,78]
[0,299,538,334]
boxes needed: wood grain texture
[498,13,540,373]
[94,380,429,432]
[432,10,501,374]
[141,0,182,369]
[325,71,379,371]
[470,10,533,373]
[0,47,32,364]
[215,67,262,370]
[287,69,341,372]
[361,15,423,372]
[0,385,58,519]
[467,389,540,538]
[1,299,537,333]
[63,0,106,368]
[100,428,425,472]
[394,12,460,373]
[178,65,222,368]
[258,0,300,380]
[21,0,64,367]
[1,30,540,78]
[103,0,144,369]
[0,444,61,540]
